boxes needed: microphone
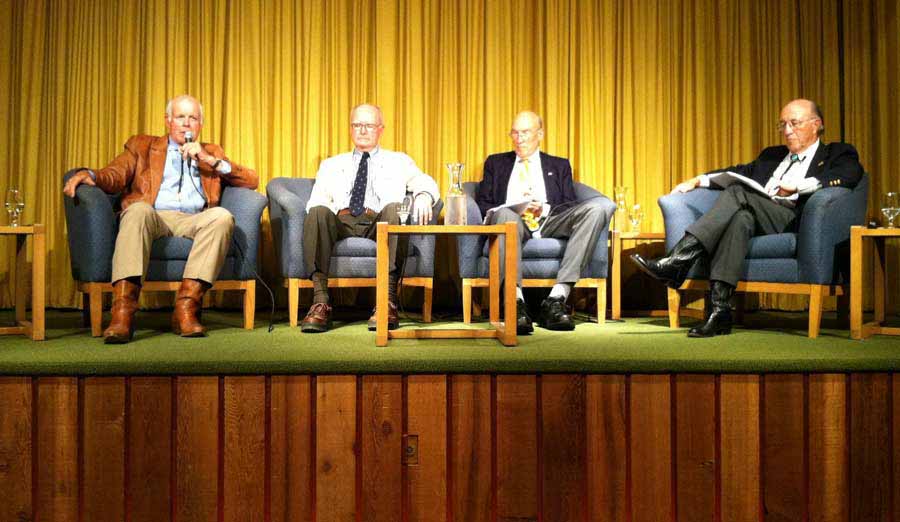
[184,131,195,172]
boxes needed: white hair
[165,95,204,124]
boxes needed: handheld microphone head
[184,131,194,143]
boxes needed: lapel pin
[818,161,824,167]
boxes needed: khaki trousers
[111,202,235,284]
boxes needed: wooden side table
[610,230,666,319]
[375,222,518,347]
[1,224,45,340]
[850,225,900,339]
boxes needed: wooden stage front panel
[0,373,897,522]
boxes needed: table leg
[874,237,885,324]
[375,223,389,346]
[502,222,518,346]
[611,230,621,320]
[488,235,500,324]
[15,235,25,324]
[31,225,45,340]
[849,227,863,339]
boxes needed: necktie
[349,151,370,216]
[519,158,532,196]
[783,153,801,177]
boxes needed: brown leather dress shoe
[172,278,210,337]
[301,302,332,333]
[104,279,141,344]
[367,301,399,331]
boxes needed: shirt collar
[791,139,819,162]
[354,146,380,160]
[517,149,541,164]
[167,137,180,151]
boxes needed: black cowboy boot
[631,233,706,288]
[688,280,734,337]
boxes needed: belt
[337,207,377,218]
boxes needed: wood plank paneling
[450,375,492,522]
[223,376,266,522]
[720,375,760,522]
[360,375,402,522]
[0,377,33,522]
[629,374,672,522]
[541,374,586,522]
[175,377,219,522]
[764,374,806,522]
[128,377,173,522]
[586,375,627,522]
[407,375,448,522]
[850,373,891,522]
[496,375,538,522]
[270,375,313,522]
[82,377,125,522]
[37,377,78,522]
[316,376,357,522]
[808,374,848,522]
[675,374,715,522]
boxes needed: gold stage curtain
[0,0,897,311]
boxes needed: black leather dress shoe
[516,298,534,335]
[538,295,575,331]
[688,280,735,337]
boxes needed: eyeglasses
[509,128,539,139]
[351,122,382,132]
[776,117,818,132]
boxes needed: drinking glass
[882,192,900,228]
[398,194,413,225]
[629,203,644,232]
[5,188,24,226]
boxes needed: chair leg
[596,281,606,324]
[462,279,472,324]
[86,283,105,337]
[243,280,256,330]
[667,287,681,329]
[288,278,300,327]
[808,285,826,339]
[422,278,433,323]
[82,291,91,328]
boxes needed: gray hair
[165,95,204,124]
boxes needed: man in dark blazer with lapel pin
[632,98,864,337]
[476,111,611,333]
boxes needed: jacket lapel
[148,136,168,205]
[807,142,828,178]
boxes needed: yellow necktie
[519,158,540,231]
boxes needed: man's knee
[578,199,609,223]
[205,207,235,233]
[380,202,400,222]
[307,205,334,224]
[120,202,156,224]
[491,208,521,224]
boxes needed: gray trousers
[112,202,235,284]
[303,203,409,277]
[487,198,610,285]
[686,184,799,286]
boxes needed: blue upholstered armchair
[657,174,868,338]
[457,181,616,323]
[266,177,443,326]
[63,169,267,335]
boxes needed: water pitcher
[445,162,467,225]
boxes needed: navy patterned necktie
[349,151,370,216]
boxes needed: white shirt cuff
[698,174,711,188]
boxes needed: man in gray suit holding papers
[631,99,863,337]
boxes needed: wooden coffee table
[1,224,45,340]
[850,226,900,339]
[375,222,518,347]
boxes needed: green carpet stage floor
[0,309,898,375]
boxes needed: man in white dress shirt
[300,103,439,333]
[632,98,864,337]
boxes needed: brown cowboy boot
[172,278,211,337]
[104,278,141,344]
